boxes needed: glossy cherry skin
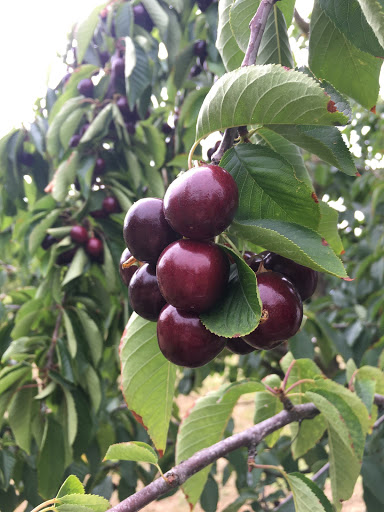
[112,57,125,78]
[69,134,81,148]
[244,252,263,273]
[86,237,104,263]
[261,251,318,301]
[129,264,166,322]
[77,78,94,98]
[119,248,139,287]
[226,338,255,355]
[133,4,154,31]
[157,240,229,313]
[123,198,180,263]
[157,305,226,367]
[117,96,131,117]
[102,196,121,214]
[242,272,303,350]
[70,225,89,245]
[163,164,238,240]
[41,234,58,250]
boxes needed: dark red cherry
[227,338,255,355]
[242,272,303,350]
[112,57,125,78]
[156,240,229,313]
[133,4,154,32]
[123,198,180,263]
[163,164,238,240]
[125,122,136,135]
[102,196,121,214]
[94,157,106,176]
[119,248,139,287]
[161,123,173,135]
[262,251,318,301]
[157,305,226,367]
[56,247,77,266]
[244,252,263,273]
[70,225,89,245]
[69,134,81,148]
[193,40,207,59]
[41,234,58,250]
[190,64,202,77]
[90,209,108,219]
[86,237,104,262]
[129,264,166,321]
[197,0,213,12]
[77,78,94,98]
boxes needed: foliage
[0,0,383,511]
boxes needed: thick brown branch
[106,403,319,512]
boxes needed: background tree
[0,0,384,511]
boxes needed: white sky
[0,1,314,138]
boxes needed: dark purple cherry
[99,50,110,66]
[19,152,34,167]
[117,96,130,117]
[125,122,136,135]
[94,157,106,175]
[193,40,207,59]
[123,198,180,263]
[77,78,94,98]
[102,196,121,214]
[261,251,318,301]
[190,64,202,77]
[119,248,139,287]
[41,234,58,250]
[56,247,77,266]
[69,134,81,148]
[197,0,213,11]
[242,272,303,350]
[112,56,125,78]
[156,240,229,313]
[161,123,173,135]
[133,4,154,32]
[163,164,238,240]
[90,209,108,219]
[227,338,255,355]
[70,225,89,245]
[79,123,90,137]
[129,264,166,321]
[86,237,104,262]
[157,305,226,367]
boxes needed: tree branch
[211,0,279,165]
[294,8,310,35]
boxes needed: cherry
[133,4,154,32]
[19,152,34,167]
[41,234,57,250]
[112,57,125,78]
[70,225,89,245]
[242,272,303,350]
[156,240,229,313]
[69,134,81,148]
[129,264,166,321]
[227,338,255,355]
[244,252,263,273]
[193,40,207,60]
[125,122,136,135]
[94,157,106,176]
[119,248,139,287]
[56,247,77,266]
[90,209,108,219]
[157,305,226,367]
[261,251,318,301]
[79,123,90,137]
[99,50,110,66]
[190,64,202,77]
[161,123,173,135]
[163,164,238,240]
[77,78,94,98]
[117,96,131,118]
[102,196,121,214]
[123,198,180,263]
[86,237,104,262]
[197,0,213,12]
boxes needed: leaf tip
[370,106,376,114]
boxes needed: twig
[293,8,310,35]
[373,414,384,429]
[44,311,63,370]
[211,0,279,165]
[375,394,384,407]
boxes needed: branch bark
[294,8,310,35]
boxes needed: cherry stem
[220,233,242,257]
[263,383,278,395]
[30,499,60,512]
[122,255,138,269]
[281,359,296,391]
[285,379,315,394]
[44,311,63,370]
[348,369,358,391]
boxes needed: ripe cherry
[242,272,303,350]
[41,234,57,250]
[227,338,255,355]
[193,40,207,60]
[123,198,179,263]
[112,57,125,78]
[157,305,226,367]
[119,248,139,287]
[156,240,229,313]
[163,164,238,240]
[94,157,106,176]
[244,251,263,273]
[117,96,131,118]
[69,134,81,148]
[129,264,166,322]
[86,237,104,262]
[90,209,108,219]
[102,196,121,214]
[79,123,90,137]
[190,64,202,77]
[70,225,89,245]
[77,78,94,98]
[261,251,318,301]
[56,247,77,266]
[133,4,154,32]
[197,0,213,12]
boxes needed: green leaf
[28,209,60,254]
[231,219,348,277]
[63,311,77,358]
[56,475,85,498]
[196,65,349,143]
[267,125,357,176]
[52,151,82,202]
[178,87,210,129]
[85,365,102,412]
[8,387,38,454]
[216,0,244,71]
[173,43,196,90]
[231,2,294,67]
[355,365,384,413]
[318,201,344,255]
[120,314,177,454]
[0,366,31,394]
[142,0,169,35]
[58,493,110,512]
[200,246,261,337]
[141,123,166,167]
[124,37,136,79]
[47,98,86,157]
[220,144,320,230]
[319,0,384,57]
[357,0,384,51]
[126,43,151,109]
[62,248,88,286]
[101,240,117,293]
[254,391,283,447]
[76,309,103,367]
[115,2,133,38]
[290,414,327,460]
[62,388,78,445]
[80,104,113,144]
[286,472,333,512]
[59,108,87,149]
[309,2,381,110]
[177,380,263,508]
[47,226,73,238]
[76,155,96,201]
[104,441,158,464]
[38,416,66,499]
[76,3,107,64]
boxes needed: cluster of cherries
[119,164,318,368]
